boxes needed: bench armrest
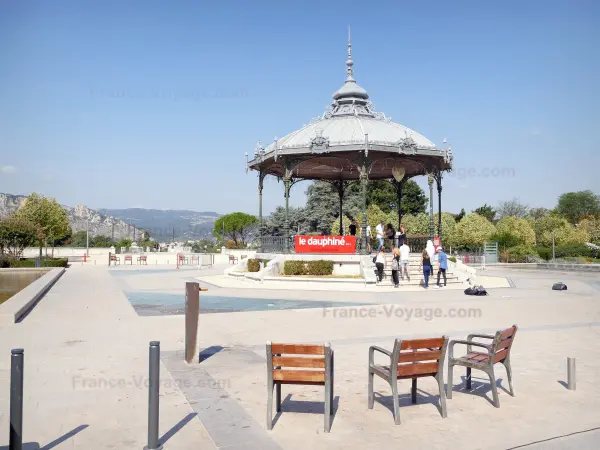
[449,339,491,361]
[369,345,391,366]
[467,333,495,341]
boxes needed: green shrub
[307,260,334,276]
[283,260,308,275]
[448,256,457,263]
[535,246,552,261]
[247,258,260,272]
[3,258,68,268]
[555,243,592,258]
[505,245,536,263]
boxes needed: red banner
[295,235,357,254]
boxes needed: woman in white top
[375,248,385,282]
[426,240,435,260]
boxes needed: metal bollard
[10,348,24,450]
[144,341,162,450]
[567,357,576,390]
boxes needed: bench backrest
[491,325,518,363]
[266,342,331,385]
[124,255,132,260]
[391,336,448,378]
[110,255,118,260]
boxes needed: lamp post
[86,215,90,257]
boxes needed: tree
[557,190,600,224]
[191,239,219,253]
[358,179,427,216]
[15,193,70,258]
[213,212,258,247]
[494,216,535,246]
[0,215,40,257]
[434,212,458,246]
[116,238,132,249]
[400,213,429,235]
[92,235,114,248]
[528,207,551,221]
[473,204,496,222]
[496,198,529,219]
[329,215,353,235]
[454,208,466,223]
[578,217,600,244]
[452,213,496,249]
[70,231,87,247]
[537,218,589,247]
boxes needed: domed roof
[247,30,453,181]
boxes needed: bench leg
[447,363,453,399]
[436,373,448,418]
[275,383,281,412]
[367,370,374,409]
[503,357,515,396]
[330,352,334,415]
[324,380,331,432]
[391,379,400,425]
[487,368,500,408]
[266,379,274,430]
[411,378,417,404]
[466,367,472,390]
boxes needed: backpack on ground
[464,285,488,296]
[552,282,568,291]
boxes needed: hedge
[283,260,334,276]
[448,256,457,263]
[283,260,308,276]
[307,260,334,276]
[0,257,69,268]
[247,258,261,272]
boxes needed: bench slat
[494,349,508,363]
[397,361,439,377]
[271,344,325,355]
[400,338,445,350]
[273,370,325,383]
[500,327,516,339]
[272,356,325,368]
[497,338,513,351]
[398,350,441,363]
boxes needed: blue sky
[1,0,599,215]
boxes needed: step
[375,277,463,287]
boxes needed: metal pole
[86,217,89,257]
[145,341,162,450]
[552,231,555,262]
[567,357,576,390]
[185,282,203,363]
[10,348,24,450]
[428,173,434,241]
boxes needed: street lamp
[86,214,90,256]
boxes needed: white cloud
[0,165,17,174]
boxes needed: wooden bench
[266,342,334,432]
[110,255,120,265]
[228,255,238,264]
[178,254,188,265]
[137,255,147,265]
[368,336,449,424]
[447,325,517,408]
[124,255,132,265]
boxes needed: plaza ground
[0,264,599,449]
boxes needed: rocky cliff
[0,193,140,240]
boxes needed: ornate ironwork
[309,129,330,153]
[260,236,294,254]
[397,136,418,155]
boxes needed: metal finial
[346,25,354,81]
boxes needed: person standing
[436,246,448,288]
[397,224,407,247]
[375,221,385,251]
[399,239,410,282]
[375,247,385,283]
[391,248,400,288]
[386,223,396,252]
[349,219,357,236]
[365,223,372,253]
[420,248,433,289]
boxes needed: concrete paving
[1,264,599,449]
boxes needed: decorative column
[436,173,443,242]
[258,171,265,252]
[428,172,434,241]
[394,180,404,230]
[360,165,369,255]
[283,168,292,254]
[333,180,345,235]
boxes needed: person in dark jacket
[420,248,433,289]
[386,224,395,252]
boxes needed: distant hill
[97,208,220,241]
[0,193,139,240]
[0,193,221,242]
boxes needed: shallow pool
[0,270,46,304]
[124,291,371,316]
